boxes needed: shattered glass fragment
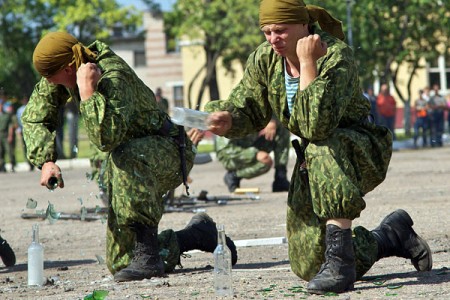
[83,289,109,300]
[35,209,46,217]
[26,198,38,209]
[95,254,105,264]
[95,254,105,265]
[45,202,61,224]
[85,172,93,181]
[80,207,87,221]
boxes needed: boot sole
[388,209,433,272]
[307,284,354,295]
[114,267,165,282]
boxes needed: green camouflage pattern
[206,28,392,281]
[215,123,290,179]
[89,144,109,191]
[22,40,195,275]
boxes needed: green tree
[321,0,449,134]
[351,0,449,134]
[165,0,263,109]
[0,0,142,97]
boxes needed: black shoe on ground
[272,166,290,192]
[272,178,290,192]
[113,225,165,282]
[223,171,241,193]
[176,212,238,265]
[307,224,356,295]
[0,239,16,267]
[372,209,432,272]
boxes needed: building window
[134,50,146,67]
[427,55,449,90]
[173,85,184,107]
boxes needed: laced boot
[114,224,165,282]
[307,224,356,295]
[176,212,238,265]
[223,171,241,193]
[0,237,16,267]
[372,209,432,271]
[272,166,290,192]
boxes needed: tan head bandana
[259,0,345,41]
[33,31,97,78]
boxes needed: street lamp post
[346,0,353,47]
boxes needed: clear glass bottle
[171,107,210,130]
[28,224,44,286]
[213,224,233,297]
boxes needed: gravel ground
[0,145,448,299]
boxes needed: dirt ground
[0,145,449,299]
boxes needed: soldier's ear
[65,64,76,75]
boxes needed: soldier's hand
[41,162,64,190]
[77,62,102,101]
[207,111,232,136]
[187,128,205,146]
[296,34,327,64]
[260,119,277,141]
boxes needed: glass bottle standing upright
[213,224,233,297]
[28,224,44,286]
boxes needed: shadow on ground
[0,259,98,273]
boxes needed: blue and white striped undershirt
[284,59,299,114]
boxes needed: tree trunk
[403,100,411,136]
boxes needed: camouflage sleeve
[288,40,364,141]
[80,70,132,152]
[205,49,273,139]
[21,78,69,168]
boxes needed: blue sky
[117,0,176,11]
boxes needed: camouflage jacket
[205,28,370,141]
[22,41,175,168]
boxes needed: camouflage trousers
[104,135,195,274]
[287,124,392,281]
[88,142,109,191]
[217,126,290,179]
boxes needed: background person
[217,118,290,192]
[0,101,18,172]
[376,83,397,140]
[412,89,429,148]
[428,84,446,147]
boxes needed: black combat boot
[224,171,241,193]
[176,212,238,265]
[371,209,432,271]
[307,224,356,295]
[272,166,290,192]
[114,224,165,282]
[0,237,16,267]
